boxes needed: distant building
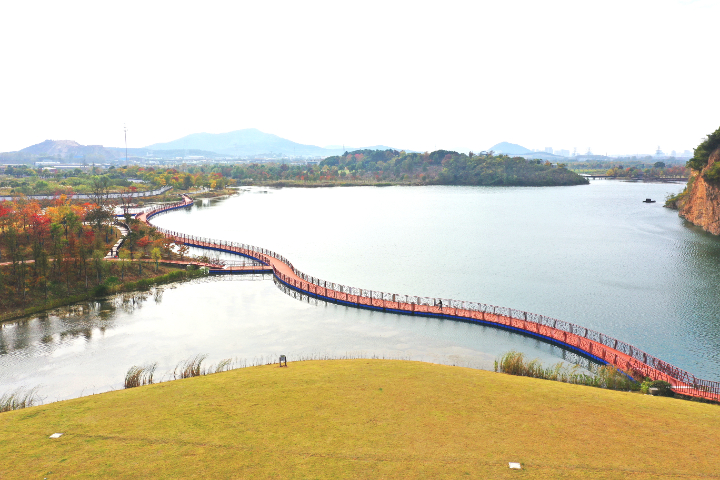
[544,147,553,153]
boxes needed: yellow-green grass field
[1,360,718,479]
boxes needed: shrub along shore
[0,265,206,324]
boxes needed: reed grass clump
[120,353,415,391]
[174,354,208,379]
[494,351,639,391]
[212,358,233,374]
[124,363,158,388]
[0,387,40,412]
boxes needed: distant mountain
[517,152,567,161]
[146,128,329,157]
[146,129,404,157]
[20,140,113,159]
[488,142,532,155]
[324,144,398,151]
[358,145,401,151]
[106,147,224,159]
[3,140,224,162]
[2,131,406,162]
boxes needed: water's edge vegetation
[0,267,207,324]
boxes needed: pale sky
[1,0,718,155]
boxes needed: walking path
[0,185,173,202]
[105,221,130,259]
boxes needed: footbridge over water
[136,194,720,402]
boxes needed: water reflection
[273,276,602,372]
[0,293,158,356]
[0,274,596,402]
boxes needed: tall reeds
[173,354,208,379]
[124,363,158,389]
[494,351,639,391]
[0,387,40,412]
[212,358,233,374]
[121,352,416,391]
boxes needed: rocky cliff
[672,146,720,235]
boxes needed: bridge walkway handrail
[140,194,720,402]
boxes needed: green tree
[151,247,161,272]
[119,250,130,282]
[92,250,106,285]
[687,125,720,171]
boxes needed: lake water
[4,180,720,402]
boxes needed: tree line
[0,191,187,313]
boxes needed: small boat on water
[643,198,656,203]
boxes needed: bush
[703,161,720,184]
[649,380,674,397]
[640,379,652,394]
[494,351,639,391]
[687,125,720,171]
[92,284,109,297]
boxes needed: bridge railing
[280,265,720,399]
[143,199,191,220]
[143,195,720,401]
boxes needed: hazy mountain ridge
[105,147,224,159]
[2,140,222,162]
[20,140,113,159]
[4,130,431,161]
[487,142,532,155]
[146,129,404,157]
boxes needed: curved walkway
[139,194,720,402]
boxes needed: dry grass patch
[1,360,719,479]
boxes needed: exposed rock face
[678,147,720,235]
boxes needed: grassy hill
[1,360,718,479]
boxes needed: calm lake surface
[4,180,720,402]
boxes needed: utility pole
[124,124,128,167]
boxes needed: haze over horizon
[1,0,718,156]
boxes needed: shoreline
[0,266,206,325]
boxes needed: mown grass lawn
[1,359,718,479]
